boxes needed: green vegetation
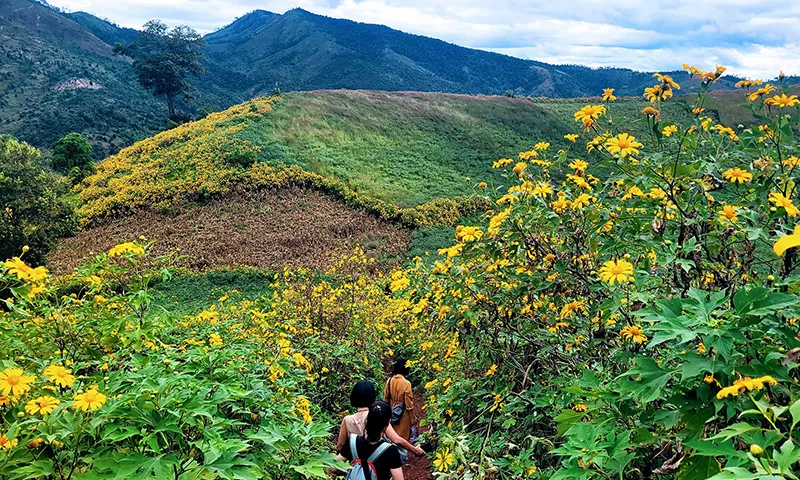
[0,136,76,265]
[237,91,575,206]
[0,0,165,158]
[114,21,206,119]
[3,0,770,159]
[51,132,95,183]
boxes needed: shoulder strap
[367,442,392,463]
[349,434,358,459]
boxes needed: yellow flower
[0,368,35,397]
[455,226,483,242]
[765,93,800,108]
[774,225,800,256]
[722,168,752,184]
[564,134,579,143]
[532,182,553,197]
[716,376,778,399]
[598,259,634,285]
[492,158,513,168]
[748,84,776,102]
[512,162,527,176]
[485,364,498,376]
[604,133,643,158]
[571,193,592,210]
[534,141,550,151]
[718,205,739,224]
[44,365,75,389]
[573,105,606,129]
[208,333,223,347]
[769,192,800,217]
[602,88,616,101]
[25,396,60,415]
[620,325,647,344]
[569,159,588,172]
[641,106,660,119]
[0,434,18,450]
[433,447,455,472]
[108,242,145,257]
[662,125,678,137]
[572,403,587,412]
[72,389,108,411]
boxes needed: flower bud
[22,245,29,253]
[750,444,764,456]
[767,275,775,282]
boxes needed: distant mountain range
[0,0,767,156]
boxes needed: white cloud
[48,0,800,77]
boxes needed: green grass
[151,268,274,317]
[233,91,573,207]
[231,91,699,208]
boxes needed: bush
[0,135,76,265]
[51,132,95,183]
[394,68,800,478]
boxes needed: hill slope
[201,8,740,99]
[0,0,164,156]
[1,0,752,155]
[76,90,692,223]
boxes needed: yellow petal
[774,226,800,256]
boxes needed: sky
[48,0,800,78]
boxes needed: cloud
[48,0,800,78]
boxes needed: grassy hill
[0,0,165,157]
[63,90,697,269]
[76,90,693,219]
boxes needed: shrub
[394,68,800,478]
[0,135,76,266]
[51,132,95,183]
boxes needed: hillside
[48,187,409,274]
[0,0,164,157]
[76,90,693,221]
[1,0,754,156]
[201,8,741,99]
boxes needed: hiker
[336,401,404,480]
[384,359,415,442]
[337,380,425,456]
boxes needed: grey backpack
[345,434,391,480]
[386,379,406,425]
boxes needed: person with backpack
[384,359,415,442]
[337,401,404,480]
[336,380,425,457]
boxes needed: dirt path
[404,393,433,480]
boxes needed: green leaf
[290,463,329,479]
[708,423,762,441]
[553,409,584,436]
[677,455,721,480]
[790,399,800,432]
[707,467,783,480]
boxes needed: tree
[51,132,94,183]
[115,21,205,119]
[0,135,77,266]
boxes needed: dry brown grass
[49,188,410,275]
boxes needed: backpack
[386,378,406,425]
[346,434,392,480]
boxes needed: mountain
[0,0,164,157]
[0,0,759,156]
[201,8,740,99]
[66,11,139,46]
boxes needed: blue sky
[49,0,800,78]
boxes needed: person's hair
[392,358,409,376]
[350,380,377,408]
[364,401,392,442]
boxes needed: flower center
[6,376,19,387]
